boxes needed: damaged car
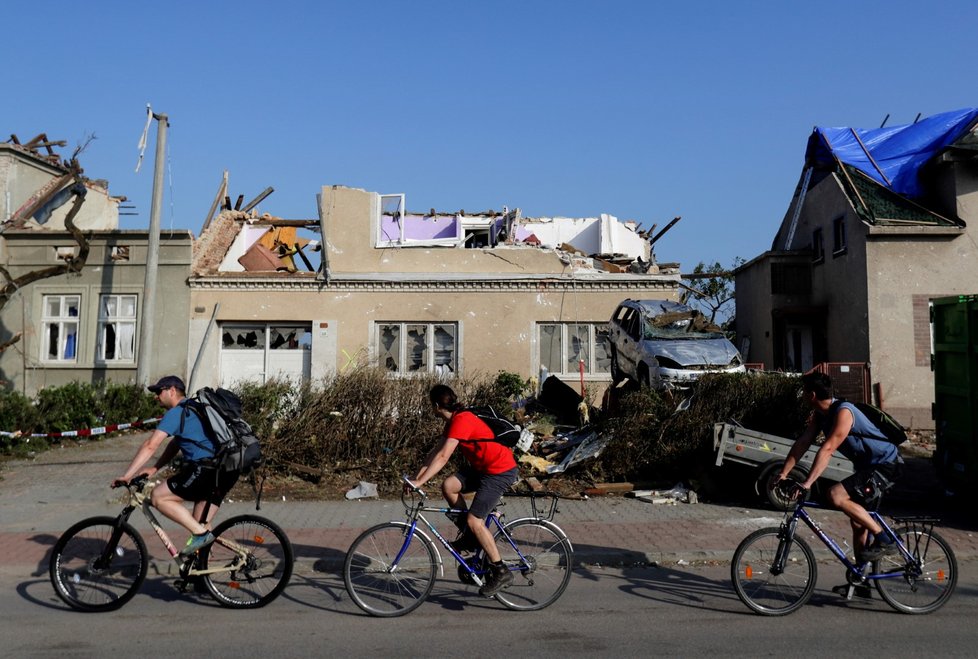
[608,299,745,388]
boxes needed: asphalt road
[6,562,978,657]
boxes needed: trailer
[713,422,854,509]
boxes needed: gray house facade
[735,108,978,429]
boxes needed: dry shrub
[243,368,517,486]
[595,372,806,483]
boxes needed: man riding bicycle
[776,372,903,567]
[407,384,520,597]
[113,376,239,556]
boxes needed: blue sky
[5,1,976,272]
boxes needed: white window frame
[376,321,459,376]
[96,294,138,363]
[41,294,81,363]
[538,322,612,377]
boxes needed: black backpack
[181,387,263,474]
[461,406,522,448]
[832,400,908,446]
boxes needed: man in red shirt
[409,384,520,597]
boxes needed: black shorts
[841,462,902,510]
[167,461,240,506]
[455,466,519,519]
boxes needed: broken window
[110,246,131,262]
[219,323,312,386]
[222,326,267,350]
[377,322,457,376]
[42,294,80,362]
[538,323,611,376]
[97,294,137,362]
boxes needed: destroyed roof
[806,107,978,199]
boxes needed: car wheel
[638,364,652,388]
[610,350,623,384]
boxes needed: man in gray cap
[114,376,239,556]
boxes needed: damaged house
[734,108,978,428]
[0,136,192,395]
[189,184,683,389]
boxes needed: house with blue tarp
[734,108,978,429]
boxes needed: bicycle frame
[776,499,929,582]
[395,484,562,585]
[104,479,249,578]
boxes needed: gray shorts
[456,467,519,519]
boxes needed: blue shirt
[158,402,215,463]
[817,400,899,469]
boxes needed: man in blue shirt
[776,372,903,567]
[114,376,239,556]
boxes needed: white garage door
[220,323,312,388]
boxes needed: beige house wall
[187,279,680,392]
[190,183,680,393]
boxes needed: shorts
[841,462,902,510]
[455,466,519,519]
[167,461,240,506]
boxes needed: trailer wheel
[756,462,806,511]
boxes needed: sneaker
[831,583,873,600]
[449,528,481,554]
[179,531,215,557]
[858,536,898,562]
[479,562,514,597]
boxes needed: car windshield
[641,315,726,340]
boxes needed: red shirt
[446,411,518,475]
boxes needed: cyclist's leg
[153,463,210,536]
[192,469,240,529]
[467,467,518,563]
[829,474,883,555]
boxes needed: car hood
[641,337,741,366]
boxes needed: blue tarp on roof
[806,108,978,199]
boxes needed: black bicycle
[731,479,956,615]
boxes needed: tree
[681,258,743,328]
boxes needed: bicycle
[731,479,957,615]
[49,475,294,612]
[343,476,574,617]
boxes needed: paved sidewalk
[2,432,976,579]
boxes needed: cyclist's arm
[113,429,169,485]
[777,419,818,481]
[801,408,853,490]
[410,436,459,489]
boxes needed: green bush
[34,381,101,433]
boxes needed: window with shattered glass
[377,322,457,375]
[97,294,137,362]
[42,294,80,362]
[222,326,267,350]
[538,323,611,376]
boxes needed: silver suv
[608,299,745,389]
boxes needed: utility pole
[135,112,168,387]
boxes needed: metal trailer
[713,422,854,509]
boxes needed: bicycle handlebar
[775,477,809,502]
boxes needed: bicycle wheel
[493,519,573,611]
[874,526,957,614]
[731,528,816,615]
[49,516,148,612]
[200,515,294,609]
[344,522,438,617]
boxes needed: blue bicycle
[731,479,957,615]
[343,476,574,616]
